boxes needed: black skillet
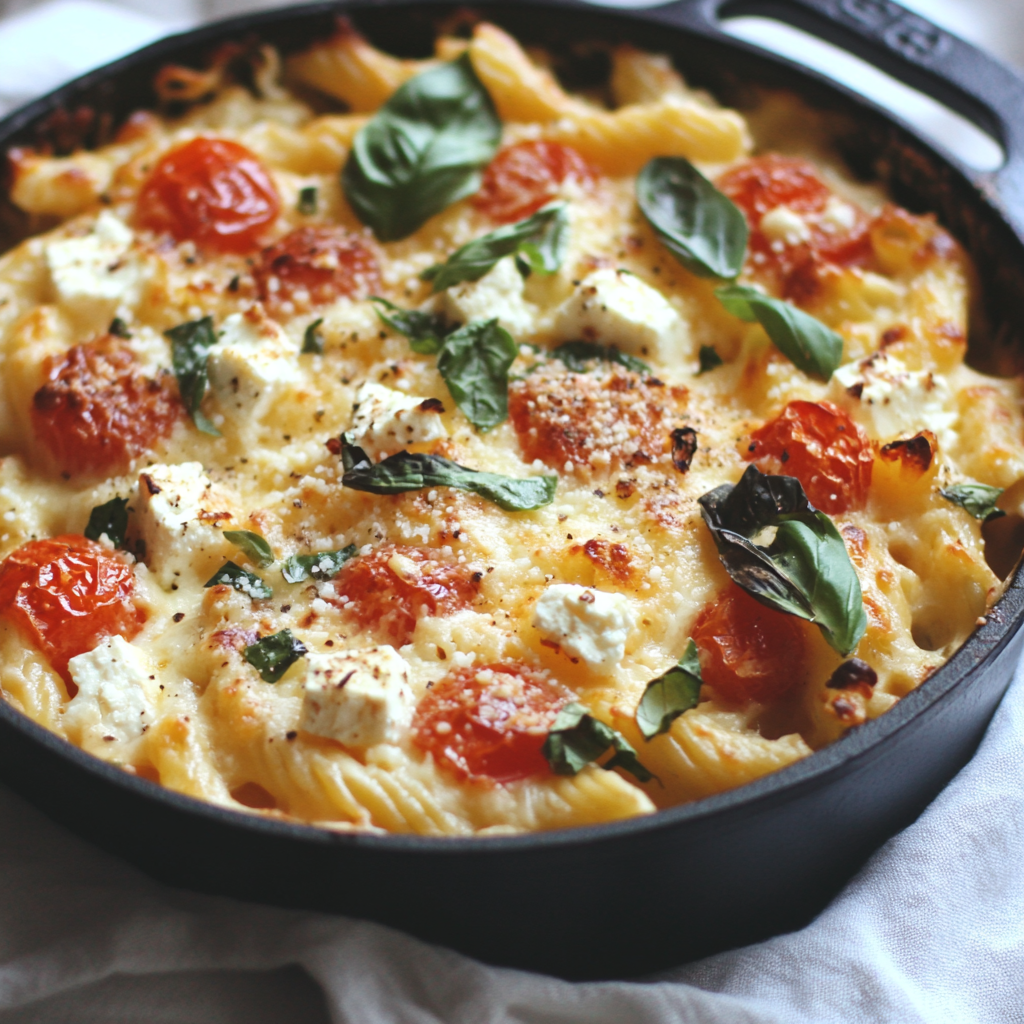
[1,0,1023,981]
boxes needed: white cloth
[1,0,1023,1020]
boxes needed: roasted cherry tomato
[412,664,570,782]
[691,585,806,705]
[0,535,142,690]
[474,140,596,224]
[332,545,480,646]
[32,338,182,476]
[254,226,380,312]
[744,400,873,514]
[136,137,280,253]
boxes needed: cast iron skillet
[1,0,1023,981]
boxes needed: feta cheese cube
[553,269,691,364]
[532,583,635,673]
[299,645,414,747]
[348,382,446,460]
[440,256,536,338]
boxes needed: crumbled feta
[348,382,446,460]
[820,196,858,232]
[553,269,691,363]
[532,583,635,673]
[760,205,812,246]
[440,256,536,337]
[299,646,415,747]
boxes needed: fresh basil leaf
[637,639,703,739]
[244,629,307,683]
[698,464,867,656]
[281,545,357,584]
[223,530,274,568]
[543,702,656,783]
[940,482,1006,521]
[342,54,501,242]
[84,496,129,548]
[166,316,220,436]
[637,157,748,280]
[698,345,723,374]
[297,185,318,216]
[108,317,131,339]
[551,341,650,375]
[715,285,842,382]
[423,203,568,292]
[370,297,450,355]
[204,561,273,600]
[437,319,517,431]
[341,444,556,511]
[302,318,324,355]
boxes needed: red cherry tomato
[32,338,182,476]
[745,400,873,514]
[136,137,280,253]
[412,664,570,782]
[474,140,596,224]
[0,535,143,690]
[254,226,380,312]
[691,585,806,705]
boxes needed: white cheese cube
[299,645,414,748]
[532,583,636,674]
[348,381,447,460]
[760,205,812,246]
[440,256,536,338]
[65,636,158,755]
[553,268,691,364]
[820,196,858,233]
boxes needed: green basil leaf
[302,318,324,355]
[550,341,650,376]
[166,316,220,436]
[297,185,318,216]
[370,297,450,355]
[281,545,358,583]
[437,319,517,431]
[698,345,723,374]
[423,202,568,291]
[108,317,131,339]
[84,496,129,548]
[637,157,748,280]
[542,702,656,783]
[341,443,556,511]
[715,285,842,382]
[204,561,273,600]
[342,54,501,242]
[637,639,703,739]
[223,530,275,568]
[940,482,1006,521]
[244,629,307,683]
[698,464,867,655]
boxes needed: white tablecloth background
[0,0,1022,1019]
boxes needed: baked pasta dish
[0,19,1020,835]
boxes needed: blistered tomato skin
[692,585,806,705]
[254,226,380,312]
[412,665,570,783]
[474,141,596,224]
[745,400,873,514]
[136,137,280,253]
[32,338,183,476]
[0,535,143,690]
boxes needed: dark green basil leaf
[297,185,318,215]
[940,482,1006,521]
[637,639,703,739]
[423,202,568,291]
[281,545,357,584]
[244,629,307,683]
[370,297,450,355]
[342,444,556,511]
[84,496,129,548]
[166,316,220,436]
[302,318,324,355]
[542,702,656,783]
[698,345,723,374]
[715,285,842,381]
[437,319,517,431]
[550,341,650,376]
[223,530,274,568]
[204,561,273,600]
[637,157,748,280]
[108,317,131,338]
[699,464,866,655]
[342,54,501,242]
